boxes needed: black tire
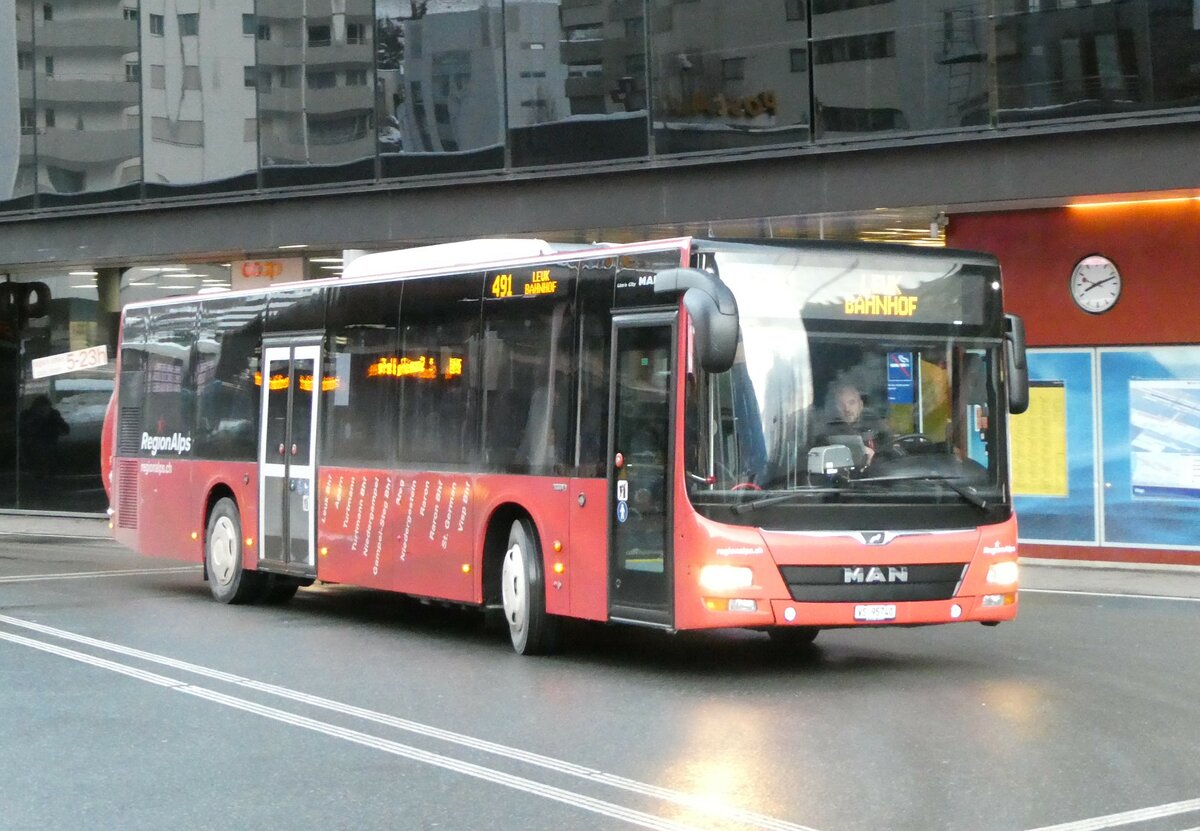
[500,518,560,655]
[257,574,300,605]
[205,498,264,604]
[767,627,820,647]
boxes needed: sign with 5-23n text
[31,345,108,379]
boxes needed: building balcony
[260,134,374,166]
[34,127,139,165]
[565,76,607,98]
[305,86,373,115]
[37,76,139,105]
[256,40,373,68]
[36,18,138,51]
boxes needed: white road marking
[1025,797,1200,831]
[0,613,819,831]
[0,566,200,583]
[1022,588,1200,603]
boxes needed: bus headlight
[986,560,1019,586]
[699,565,753,592]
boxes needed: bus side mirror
[1005,313,1029,415]
[653,268,739,373]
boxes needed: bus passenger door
[259,343,321,575]
[608,315,675,626]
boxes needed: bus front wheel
[206,497,264,604]
[501,518,560,655]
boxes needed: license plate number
[854,603,897,622]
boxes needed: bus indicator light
[552,540,563,553]
[461,563,471,574]
[553,562,565,574]
[245,537,254,547]
[190,531,198,540]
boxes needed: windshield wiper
[847,473,990,509]
[730,487,839,514]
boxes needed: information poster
[1012,350,1097,544]
[1100,348,1200,549]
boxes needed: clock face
[1070,255,1121,314]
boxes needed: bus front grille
[778,563,967,603]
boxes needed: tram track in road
[0,612,820,831]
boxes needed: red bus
[102,237,1029,654]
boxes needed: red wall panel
[948,202,1200,346]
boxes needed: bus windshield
[685,246,1008,527]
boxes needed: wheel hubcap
[501,541,528,638]
[209,516,238,587]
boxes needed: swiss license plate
[854,603,897,622]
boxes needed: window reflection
[376,0,506,178]
[260,0,376,187]
[19,0,141,206]
[650,0,812,154]
[141,1,258,196]
[507,0,649,166]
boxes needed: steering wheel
[891,433,933,456]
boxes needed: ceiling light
[278,243,308,249]
[69,270,98,277]
[309,257,344,263]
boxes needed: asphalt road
[1,534,1197,831]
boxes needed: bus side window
[396,273,483,468]
[482,293,575,475]
[194,294,264,461]
[575,265,614,478]
[144,303,199,454]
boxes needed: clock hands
[1082,275,1117,293]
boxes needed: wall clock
[1070,254,1121,314]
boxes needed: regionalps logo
[141,432,193,456]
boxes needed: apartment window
[721,57,746,81]
[519,70,546,79]
[42,3,52,21]
[178,13,199,36]
[125,62,140,83]
[150,65,165,89]
[624,17,644,40]
[182,65,201,90]
[242,14,255,36]
[44,108,56,128]
[20,108,35,135]
[307,71,337,89]
[564,24,602,42]
[345,69,368,86]
[567,63,603,78]
[244,66,257,88]
[790,47,808,72]
[151,117,204,146]
[308,24,331,46]
[812,31,895,64]
[44,55,54,77]
[346,22,366,44]
[18,51,31,70]
[785,0,805,20]
[123,7,138,21]
[150,14,164,35]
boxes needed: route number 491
[491,273,514,298]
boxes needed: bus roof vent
[343,239,557,280]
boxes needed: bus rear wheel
[205,497,264,604]
[500,518,560,655]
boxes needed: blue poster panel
[1100,347,1200,549]
[1012,349,1097,544]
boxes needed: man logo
[843,566,909,584]
[863,532,886,545]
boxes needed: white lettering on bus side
[351,478,367,551]
[445,482,457,531]
[361,477,380,557]
[400,479,416,562]
[373,477,391,576]
[456,483,470,533]
[342,476,356,529]
[429,480,444,542]
[419,481,429,517]
[321,475,331,526]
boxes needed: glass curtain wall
[375,0,505,177]
[2,0,1200,211]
